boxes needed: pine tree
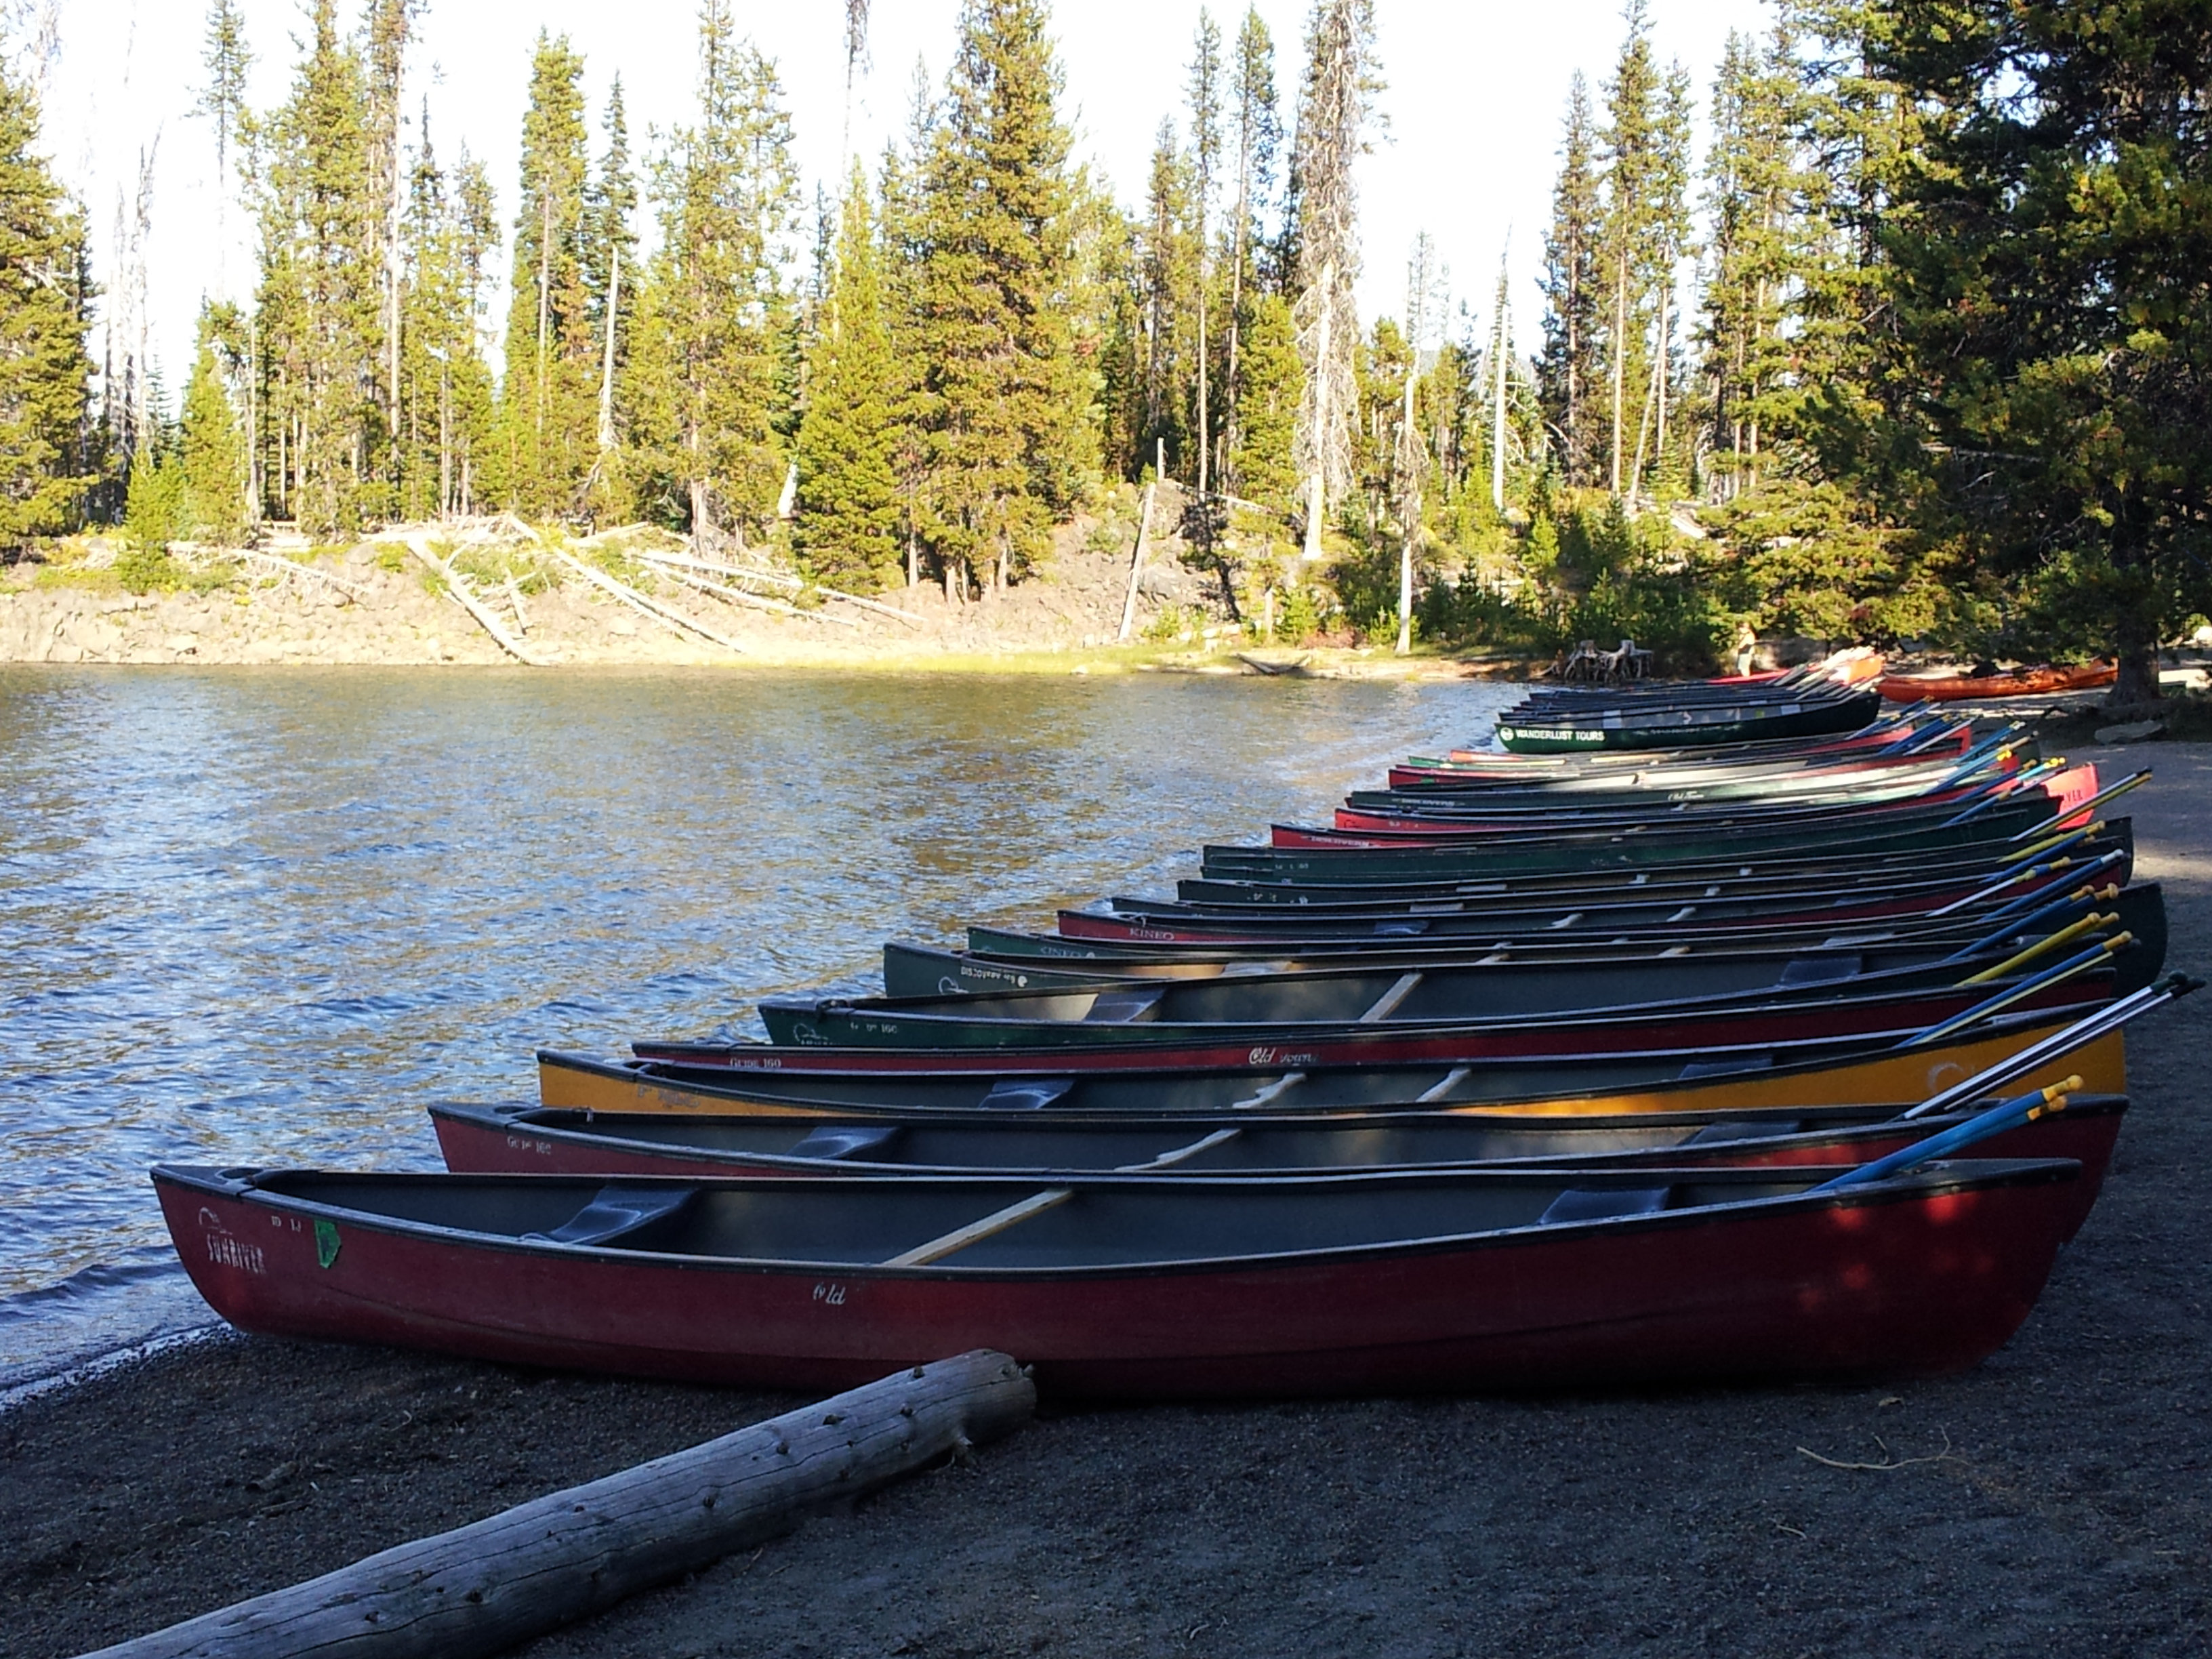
[197,1,252,295]
[584,77,638,498]
[121,442,186,562]
[1597,0,1662,497]
[916,0,1096,594]
[0,61,92,544]
[1700,30,1799,499]
[178,304,249,544]
[794,167,901,591]
[876,58,937,584]
[504,33,596,517]
[1137,121,1195,477]
[1221,5,1281,496]
[1185,9,1223,495]
[1862,0,2212,703]
[396,112,500,519]
[1231,288,1300,512]
[1288,0,1377,560]
[644,2,800,541]
[250,0,377,534]
[1538,72,1603,487]
[364,0,413,472]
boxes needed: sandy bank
[5,754,2207,1659]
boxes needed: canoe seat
[979,1077,1076,1111]
[1683,1118,1805,1145]
[1778,954,1862,985]
[785,1126,902,1161]
[527,1186,696,1248]
[1540,1185,1677,1225]
[1083,986,1168,1023]
[1677,1053,1774,1079]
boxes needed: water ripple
[0,664,1510,1385]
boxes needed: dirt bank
[0,529,1160,670]
[5,751,2208,1659]
[0,520,1523,680]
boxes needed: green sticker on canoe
[314,1218,342,1269]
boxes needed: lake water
[0,665,1512,1393]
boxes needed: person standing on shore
[1734,621,1757,677]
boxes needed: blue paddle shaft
[1814,1084,2071,1192]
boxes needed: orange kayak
[1879,661,2116,703]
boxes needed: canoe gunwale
[154,1158,2083,1282]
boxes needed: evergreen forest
[1,0,2207,697]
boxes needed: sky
[29,0,1774,402]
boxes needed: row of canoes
[158,687,2189,1399]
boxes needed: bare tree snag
[1118,480,1157,642]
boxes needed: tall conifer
[1231,289,1301,512]
[1538,73,1603,487]
[917,0,1094,594]
[1288,0,1377,560]
[504,33,595,516]
[585,77,638,495]
[644,2,800,540]
[794,167,901,590]
[1221,7,1281,495]
[251,0,377,533]
[0,62,91,543]
[178,304,249,543]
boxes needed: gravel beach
[6,742,2207,1659]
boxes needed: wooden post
[79,1352,1033,1659]
[1116,482,1157,643]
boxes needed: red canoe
[1879,662,2116,703]
[156,1158,2079,1399]
[426,1094,2127,1240]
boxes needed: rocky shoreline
[0,531,1526,681]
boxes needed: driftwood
[539,545,749,657]
[642,549,926,629]
[232,548,368,603]
[644,558,862,629]
[79,1351,1034,1659]
[403,539,547,666]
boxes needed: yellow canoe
[537,1019,2122,1122]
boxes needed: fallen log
[232,548,368,603]
[79,1351,1033,1659]
[649,560,861,629]
[641,549,927,628]
[403,539,548,666]
[541,544,750,657]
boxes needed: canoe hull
[538,1023,2129,1120]
[752,975,2110,1055]
[1879,663,2116,703]
[1498,691,1880,754]
[155,1162,2076,1399]
[430,1097,2125,1240]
